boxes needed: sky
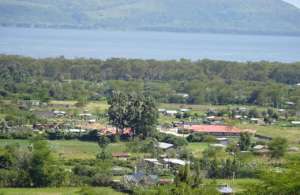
[283,0,300,8]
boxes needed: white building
[158,142,174,150]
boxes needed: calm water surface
[0,27,300,62]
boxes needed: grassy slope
[0,187,125,195]
[0,140,127,160]
[237,123,300,145]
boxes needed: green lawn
[237,124,300,145]
[0,140,128,160]
[186,143,209,158]
[0,187,125,195]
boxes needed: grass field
[237,124,300,145]
[0,187,125,195]
[49,101,109,113]
[0,140,128,160]
[185,143,209,158]
[159,103,267,114]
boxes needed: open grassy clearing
[50,100,268,115]
[49,101,109,113]
[0,187,125,195]
[0,140,129,160]
[237,124,300,145]
[159,103,268,114]
[185,143,209,158]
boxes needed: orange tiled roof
[185,125,241,133]
[100,127,133,135]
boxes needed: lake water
[1,27,300,62]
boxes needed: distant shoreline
[1,24,300,38]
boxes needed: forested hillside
[1,0,300,35]
[0,55,299,108]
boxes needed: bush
[186,133,205,142]
[155,133,188,147]
[203,135,217,143]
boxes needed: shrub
[186,133,205,142]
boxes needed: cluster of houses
[119,141,234,194]
[120,141,189,186]
[158,108,190,116]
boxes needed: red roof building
[100,127,133,136]
[184,125,243,136]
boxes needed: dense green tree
[108,91,158,138]
[97,135,111,161]
[0,56,299,107]
[29,139,67,187]
[268,137,288,159]
[239,132,251,151]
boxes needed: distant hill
[1,0,300,35]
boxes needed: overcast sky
[284,0,300,8]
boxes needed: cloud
[283,0,300,8]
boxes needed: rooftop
[158,142,174,149]
[163,158,189,166]
[184,125,242,134]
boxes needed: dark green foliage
[108,91,158,138]
[244,163,300,195]
[29,139,65,187]
[239,132,251,151]
[186,133,205,142]
[0,56,299,108]
[0,139,67,187]
[155,133,188,147]
[268,137,288,159]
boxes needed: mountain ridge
[1,0,300,35]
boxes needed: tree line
[0,55,299,107]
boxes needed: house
[163,158,190,168]
[253,145,265,150]
[216,137,229,145]
[234,115,243,119]
[144,158,163,166]
[53,110,66,116]
[286,101,295,106]
[158,142,174,150]
[99,127,133,136]
[66,129,86,133]
[88,119,96,123]
[176,93,189,98]
[165,110,178,116]
[159,178,174,185]
[288,147,299,152]
[123,172,159,186]
[239,107,248,112]
[291,121,300,125]
[250,118,265,125]
[183,125,247,136]
[217,185,233,195]
[206,116,216,120]
[79,113,93,119]
[180,109,190,112]
[158,108,166,113]
[112,152,130,160]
